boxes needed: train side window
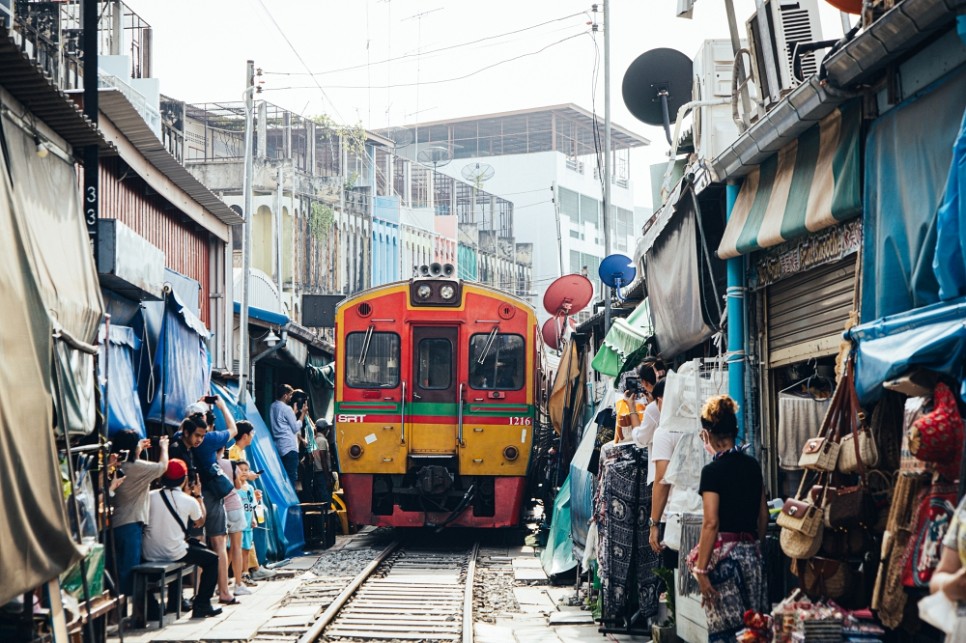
[469,333,525,390]
[417,338,452,390]
[345,332,400,388]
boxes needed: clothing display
[777,393,832,470]
[595,442,660,624]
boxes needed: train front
[334,266,537,529]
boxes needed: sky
[126,0,850,206]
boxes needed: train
[333,263,543,529]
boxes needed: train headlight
[503,445,519,461]
[348,444,364,459]
[439,284,455,301]
[416,284,432,300]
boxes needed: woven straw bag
[838,358,879,473]
[778,471,828,559]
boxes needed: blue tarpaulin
[848,297,966,405]
[862,66,966,322]
[933,107,966,301]
[211,381,305,560]
[98,325,145,437]
[140,291,211,427]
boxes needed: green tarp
[539,474,578,579]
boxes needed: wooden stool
[130,562,194,628]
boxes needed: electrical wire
[262,12,588,78]
[262,31,587,92]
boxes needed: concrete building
[383,104,648,320]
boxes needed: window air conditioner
[746,0,823,108]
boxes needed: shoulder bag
[202,461,235,500]
[778,471,827,559]
[160,489,205,549]
[838,358,879,474]
[798,376,844,472]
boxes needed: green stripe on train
[336,401,534,416]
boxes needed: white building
[386,105,648,321]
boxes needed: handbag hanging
[778,471,828,559]
[202,461,235,500]
[838,357,879,474]
[825,483,876,529]
[799,371,846,472]
[909,381,965,481]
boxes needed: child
[235,461,258,583]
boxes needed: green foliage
[309,201,334,238]
[654,567,676,625]
[310,114,367,156]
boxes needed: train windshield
[469,333,525,390]
[345,332,400,388]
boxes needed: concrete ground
[109,531,649,643]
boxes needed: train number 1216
[508,416,532,426]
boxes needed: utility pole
[552,182,563,278]
[238,60,255,406]
[602,0,613,331]
[275,164,284,302]
[82,0,98,244]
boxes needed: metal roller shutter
[766,255,857,367]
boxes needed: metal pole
[82,0,98,244]
[552,182,563,278]
[725,0,753,129]
[726,181,747,444]
[602,0,613,332]
[238,60,255,405]
[275,164,283,302]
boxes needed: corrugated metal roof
[95,89,243,226]
[0,33,109,152]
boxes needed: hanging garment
[778,393,832,470]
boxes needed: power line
[263,31,587,92]
[251,0,344,122]
[262,12,587,78]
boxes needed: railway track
[299,539,480,643]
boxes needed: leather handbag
[838,358,879,474]
[825,484,875,529]
[778,472,827,559]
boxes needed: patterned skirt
[703,542,767,642]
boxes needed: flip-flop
[218,597,240,605]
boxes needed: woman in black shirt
[690,395,768,642]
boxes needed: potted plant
[652,567,677,643]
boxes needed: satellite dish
[461,162,495,188]
[622,48,693,145]
[598,254,636,289]
[385,127,413,148]
[417,144,453,169]
[543,274,594,317]
[541,316,575,351]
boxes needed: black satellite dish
[622,48,693,146]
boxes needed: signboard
[302,294,343,328]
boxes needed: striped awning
[716,104,861,260]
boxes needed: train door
[409,326,459,454]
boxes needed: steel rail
[297,540,400,643]
[462,542,480,643]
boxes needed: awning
[716,104,862,260]
[234,300,290,327]
[98,325,146,437]
[591,301,653,377]
[848,297,966,405]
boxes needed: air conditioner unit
[746,0,823,107]
[691,39,746,160]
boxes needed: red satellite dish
[541,316,575,350]
[543,274,594,317]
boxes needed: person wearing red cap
[142,458,222,618]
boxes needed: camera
[203,395,218,405]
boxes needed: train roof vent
[357,302,372,317]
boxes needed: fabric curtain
[933,107,966,301]
[0,122,80,606]
[591,301,653,377]
[142,292,211,427]
[862,66,966,321]
[98,325,146,437]
[645,203,714,359]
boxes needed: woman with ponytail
[689,395,768,642]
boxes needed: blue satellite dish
[598,254,636,288]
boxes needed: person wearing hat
[142,459,222,618]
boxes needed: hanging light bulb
[33,134,49,159]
